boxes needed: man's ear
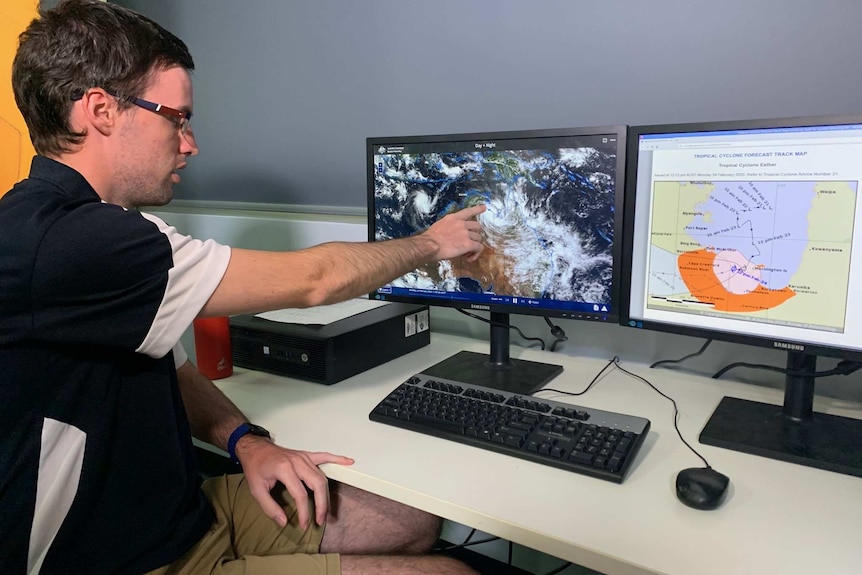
[76,88,121,136]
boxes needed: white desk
[217,333,862,575]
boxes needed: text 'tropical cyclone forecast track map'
[373,147,617,307]
[648,180,858,332]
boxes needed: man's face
[113,66,198,208]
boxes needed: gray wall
[135,0,862,402]
[116,0,862,211]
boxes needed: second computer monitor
[622,115,862,360]
[621,114,862,476]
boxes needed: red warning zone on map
[677,248,796,312]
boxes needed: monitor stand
[422,312,563,395]
[699,351,862,477]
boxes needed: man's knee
[322,482,445,555]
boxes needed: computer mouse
[675,467,730,510]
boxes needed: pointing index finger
[458,204,486,218]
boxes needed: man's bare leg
[320,482,479,574]
[321,481,440,554]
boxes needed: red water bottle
[193,316,233,380]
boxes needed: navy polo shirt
[0,157,232,574]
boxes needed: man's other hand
[235,437,354,529]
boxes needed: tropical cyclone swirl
[648,180,858,332]
[374,148,617,305]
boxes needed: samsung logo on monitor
[470,304,491,311]
[774,341,805,352]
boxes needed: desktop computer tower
[229,302,430,385]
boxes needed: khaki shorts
[145,474,341,575]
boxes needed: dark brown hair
[12,0,194,156]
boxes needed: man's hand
[421,204,486,262]
[234,435,354,529]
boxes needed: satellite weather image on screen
[372,135,618,314]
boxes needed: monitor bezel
[620,113,862,362]
[366,124,628,324]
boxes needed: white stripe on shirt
[136,213,231,359]
[28,418,86,575]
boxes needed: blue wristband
[226,422,271,464]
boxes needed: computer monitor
[621,114,862,477]
[368,125,626,394]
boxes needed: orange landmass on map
[677,249,796,312]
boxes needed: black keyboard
[369,374,651,483]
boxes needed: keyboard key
[508,421,533,433]
[573,451,594,465]
[505,435,524,447]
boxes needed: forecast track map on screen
[628,121,862,350]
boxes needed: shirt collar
[27,156,101,202]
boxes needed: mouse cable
[536,356,712,470]
[649,338,713,369]
[711,359,862,380]
[457,309,547,350]
[613,358,711,469]
[535,355,617,397]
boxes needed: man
[0,1,486,574]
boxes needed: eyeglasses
[102,88,193,134]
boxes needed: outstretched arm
[199,204,485,317]
[176,360,352,529]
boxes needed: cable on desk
[457,309,547,350]
[712,359,862,380]
[536,355,617,397]
[649,338,713,369]
[535,356,712,470]
[614,358,711,469]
